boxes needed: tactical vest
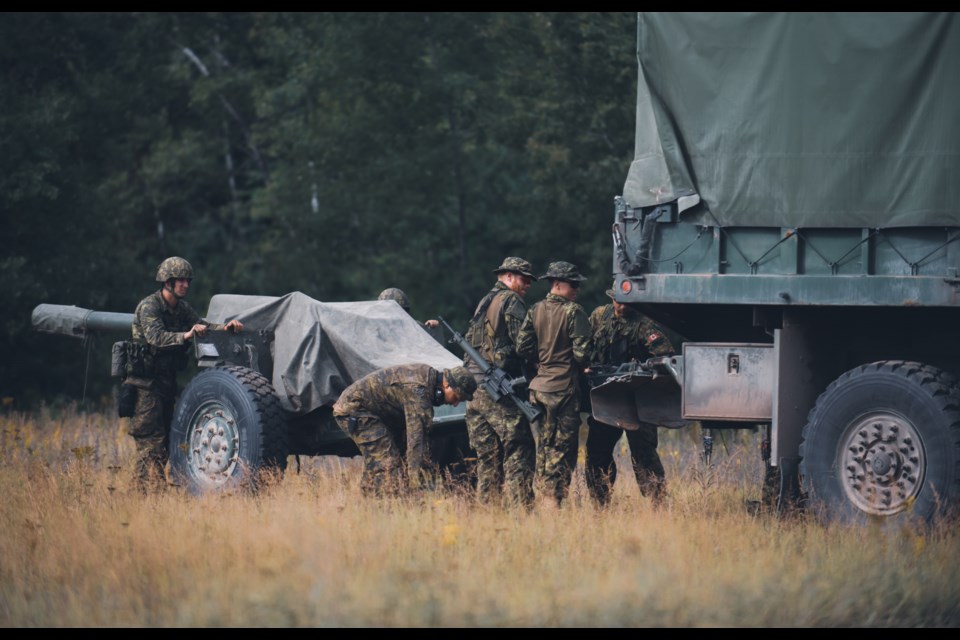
[464,287,522,377]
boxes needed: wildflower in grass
[442,522,460,546]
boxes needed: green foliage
[1,12,639,407]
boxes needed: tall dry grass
[1,406,958,627]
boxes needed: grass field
[1,405,958,627]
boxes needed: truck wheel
[169,365,289,495]
[800,361,960,526]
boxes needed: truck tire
[169,365,289,495]
[800,361,960,526]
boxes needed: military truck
[593,13,960,526]
[32,292,472,495]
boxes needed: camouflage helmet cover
[443,366,477,401]
[539,261,587,282]
[156,256,194,282]
[493,256,537,280]
[378,287,410,311]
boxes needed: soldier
[378,287,444,343]
[332,364,477,497]
[516,261,591,509]
[463,257,538,509]
[584,286,675,507]
[124,257,244,493]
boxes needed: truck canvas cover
[205,292,461,415]
[624,12,960,228]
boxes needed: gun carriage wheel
[169,365,289,495]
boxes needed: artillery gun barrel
[32,303,133,338]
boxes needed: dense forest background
[2,12,640,408]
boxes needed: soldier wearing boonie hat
[492,256,538,280]
[515,261,592,509]
[463,256,539,509]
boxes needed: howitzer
[438,316,542,423]
[32,296,475,495]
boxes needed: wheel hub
[187,403,240,486]
[840,412,924,516]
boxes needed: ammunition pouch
[111,341,127,378]
[124,341,154,378]
[117,383,137,418]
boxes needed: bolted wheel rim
[186,400,241,488]
[838,410,926,516]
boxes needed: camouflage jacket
[589,304,674,366]
[332,363,443,470]
[463,281,527,381]
[128,290,222,390]
[516,293,591,393]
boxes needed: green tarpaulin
[623,12,960,228]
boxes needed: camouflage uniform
[585,296,675,506]
[125,290,224,492]
[463,257,537,508]
[333,364,475,497]
[516,262,591,507]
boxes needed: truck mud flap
[590,374,688,431]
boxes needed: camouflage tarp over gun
[438,317,543,424]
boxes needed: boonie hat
[493,257,537,280]
[539,261,587,282]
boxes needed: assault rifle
[438,317,543,423]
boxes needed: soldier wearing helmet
[377,287,444,343]
[462,257,538,509]
[516,261,592,510]
[124,256,244,492]
[377,287,411,312]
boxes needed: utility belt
[112,340,188,379]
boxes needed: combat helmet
[156,257,194,282]
[539,261,587,282]
[378,288,410,312]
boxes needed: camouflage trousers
[126,385,174,493]
[530,387,581,507]
[335,415,434,497]
[584,417,665,506]
[465,388,535,509]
